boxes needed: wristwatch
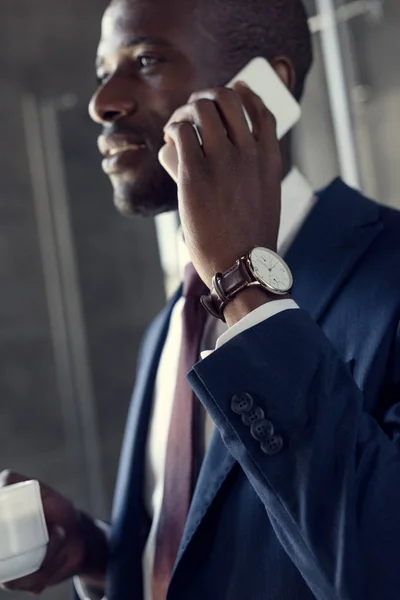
[200,247,293,321]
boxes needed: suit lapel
[107,287,181,600]
[286,179,382,320]
[173,179,383,583]
[175,430,236,564]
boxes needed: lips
[98,134,148,175]
[98,134,147,158]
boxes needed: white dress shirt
[75,168,315,600]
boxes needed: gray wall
[296,0,400,210]
[349,0,400,208]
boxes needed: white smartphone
[227,56,301,140]
[158,57,301,181]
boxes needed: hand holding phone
[159,82,283,290]
[159,57,301,182]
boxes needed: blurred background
[0,0,399,597]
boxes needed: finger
[233,81,278,151]
[187,87,253,148]
[1,527,65,593]
[164,122,205,178]
[158,142,179,182]
[164,99,227,155]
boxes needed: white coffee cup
[0,480,49,583]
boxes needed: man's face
[89,0,233,217]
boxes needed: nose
[89,75,138,124]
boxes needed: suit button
[251,419,274,441]
[261,435,283,455]
[231,393,254,415]
[242,406,265,427]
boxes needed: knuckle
[174,121,188,132]
[273,153,283,174]
[170,121,191,137]
[188,90,200,103]
[183,157,212,183]
[215,87,237,104]
[191,98,214,117]
[189,88,216,102]
[224,148,240,172]
[242,144,259,163]
[199,160,213,180]
[266,152,283,178]
[189,87,238,105]
[194,159,213,181]
[188,89,207,103]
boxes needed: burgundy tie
[152,263,208,600]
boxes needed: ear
[270,57,296,96]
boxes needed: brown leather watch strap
[200,256,258,322]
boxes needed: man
[3,0,400,598]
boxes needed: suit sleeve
[188,309,400,600]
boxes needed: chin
[110,165,178,218]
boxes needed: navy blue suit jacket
[106,180,400,599]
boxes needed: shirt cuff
[201,299,299,359]
[73,520,109,600]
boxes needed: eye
[95,54,161,87]
[137,55,161,69]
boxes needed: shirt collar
[278,167,315,256]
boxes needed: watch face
[249,247,293,293]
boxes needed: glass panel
[345,0,400,208]
[298,0,400,209]
[293,25,340,190]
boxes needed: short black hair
[204,0,313,100]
